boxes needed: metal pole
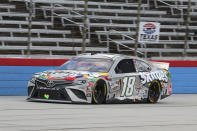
[183,0,191,57]
[134,0,142,56]
[82,0,88,53]
[27,0,33,58]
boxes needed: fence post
[27,0,33,58]
[183,0,191,57]
[134,0,142,56]
[82,0,88,53]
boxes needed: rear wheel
[147,80,161,103]
[92,80,107,104]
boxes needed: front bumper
[27,84,92,104]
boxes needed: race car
[27,53,172,104]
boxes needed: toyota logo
[47,80,55,87]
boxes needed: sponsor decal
[76,74,83,78]
[133,96,136,103]
[38,72,48,80]
[86,86,92,97]
[37,70,108,81]
[110,79,121,92]
[144,83,151,88]
[65,76,76,81]
[86,93,91,97]
[44,94,50,99]
[168,83,172,95]
[143,94,148,98]
[98,73,110,76]
[87,82,94,87]
[88,73,100,77]
[139,70,168,85]
[83,74,89,78]
[87,76,96,82]
[37,87,57,90]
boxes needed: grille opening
[32,89,71,101]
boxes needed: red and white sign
[138,22,160,43]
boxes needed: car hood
[34,70,110,81]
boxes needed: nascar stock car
[27,53,172,104]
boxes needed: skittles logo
[143,23,156,34]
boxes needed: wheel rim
[92,82,106,104]
[94,86,102,101]
[148,82,160,103]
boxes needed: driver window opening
[115,59,136,74]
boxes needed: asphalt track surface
[0,94,197,131]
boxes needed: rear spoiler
[150,61,170,70]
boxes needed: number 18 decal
[121,77,136,97]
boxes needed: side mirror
[138,67,144,72]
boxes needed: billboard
[138,22,160,43]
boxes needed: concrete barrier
[0,66,57,95]
[170,67,197,94]
[0,58,67,95]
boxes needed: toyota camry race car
[27,53,172,104]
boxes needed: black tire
[92,80,107,104]
[147,80,161,103]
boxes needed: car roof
[76,53,145,61]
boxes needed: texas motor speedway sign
[138,22,160,43]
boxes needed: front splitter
[26,97,89,104]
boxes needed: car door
[110,58,140,98]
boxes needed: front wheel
[147,80,161,103]
[92,80,107,104]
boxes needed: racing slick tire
[92,79,107,104]
[147,80,161,103]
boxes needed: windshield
[58,57,113,72]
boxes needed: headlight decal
[30,77,36,84]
